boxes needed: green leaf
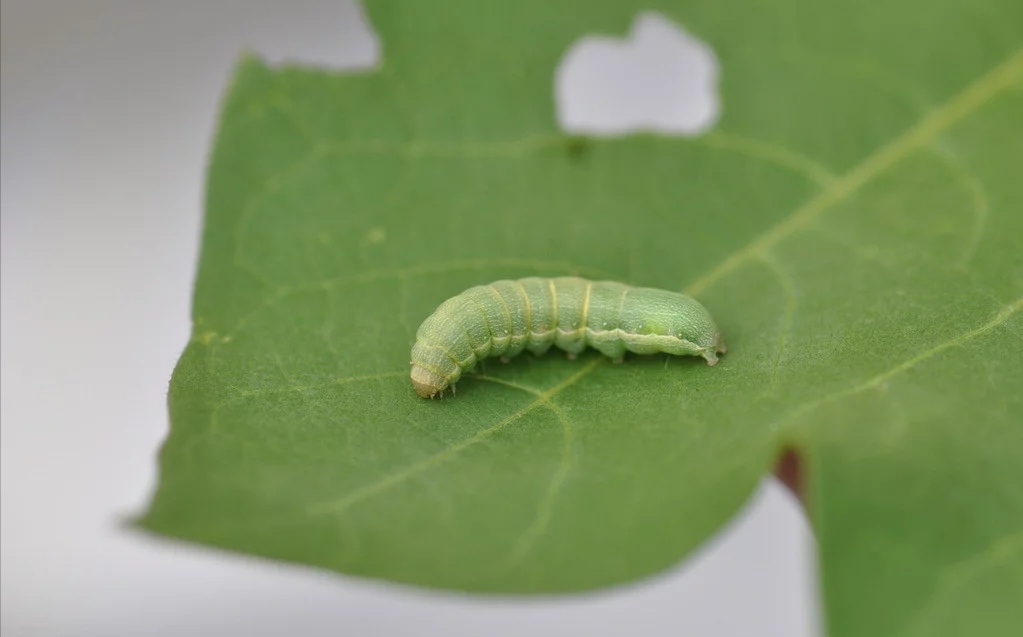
[136,2,1023,635]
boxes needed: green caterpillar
[410,277,726,398]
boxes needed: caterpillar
[409,277,725,398]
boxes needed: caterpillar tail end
[411,364,447,399]
[702,333,727,367]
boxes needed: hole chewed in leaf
[555,12,720,137]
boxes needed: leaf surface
[137,2,1023,635]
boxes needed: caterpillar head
[410,364,446,398]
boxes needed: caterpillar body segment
[409,277,725,398]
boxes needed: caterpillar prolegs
[409,277,726,398]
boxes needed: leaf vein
[758,251,797,388]
[925,144,991,269]
[906,530,1023,637]
[308,359,601,516]
[780,298,1022,426]
[318,131,835,188]
[684,48,1023,297]
[509,401,575,564]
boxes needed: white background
[1,2,820,635]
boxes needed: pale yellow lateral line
[517,280,533,341]
[466,294,496,343]
[579,280,593,336]
[615,286,630,331]
[548,279,559,334]
[488,284,514,338]
[685,49,1023,297]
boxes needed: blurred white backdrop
[0,2,820,635]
